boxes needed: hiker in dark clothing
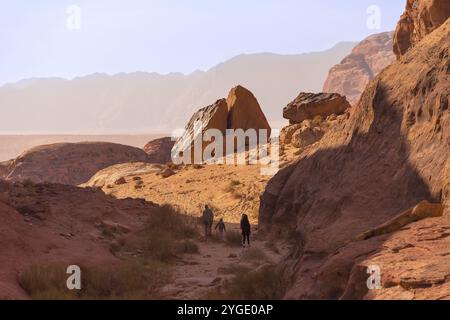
[202,205,214,236]
[215,218,226,240]
[240,214,251,247]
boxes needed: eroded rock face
[393,0,450,59]
[323,32,395,105]
[143,137,175,164]
[341,210,450,300]
[2,142,150,185]
[280,124,302,145]
[283,92,351,124]
[260,18,450,300]
[291,126,324,149]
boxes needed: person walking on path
[215,218,226,240]
[202,205,214,237]
[240,214,251,247]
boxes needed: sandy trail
[160,223,285,299]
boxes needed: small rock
[160,168,176,178]
[114,177,127,185]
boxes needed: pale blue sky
[0,0,405,85]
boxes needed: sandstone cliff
[260,15,450,299]
[323,32,395,105]
[394,0,450,59]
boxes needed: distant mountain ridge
[0,42,356,134]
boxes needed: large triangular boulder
[173,86,272,163]
[226,85,272,137]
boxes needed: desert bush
[241,247,269,262]
[224,180,245,200]
[19,265,68,299]
[176,239,199,254]
[204,265,284,300]
[19,261,169,300]
[224,180,241,193]
[20,204,200,300]
[147,204,198,240]
[121,204,199,263]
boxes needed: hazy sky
[0,0,405,85]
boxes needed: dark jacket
[240,218,251,235]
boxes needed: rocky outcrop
[393,0,450,59]
[323,32,395,105]
[283,92,351,124]
[260,16,450,300]
[2,142,150,185]
[227,85,271,136]
[172,86,272,164]
[356,201,444,241]
[280,94,351,151]
[143,137,175,164]
[82,162,163,189]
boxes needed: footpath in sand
[160,223,287,299]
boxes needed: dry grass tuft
[19,261,169,300]
[204,265,284,300]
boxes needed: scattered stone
[114,177,127,185]
[160,168,176,178]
